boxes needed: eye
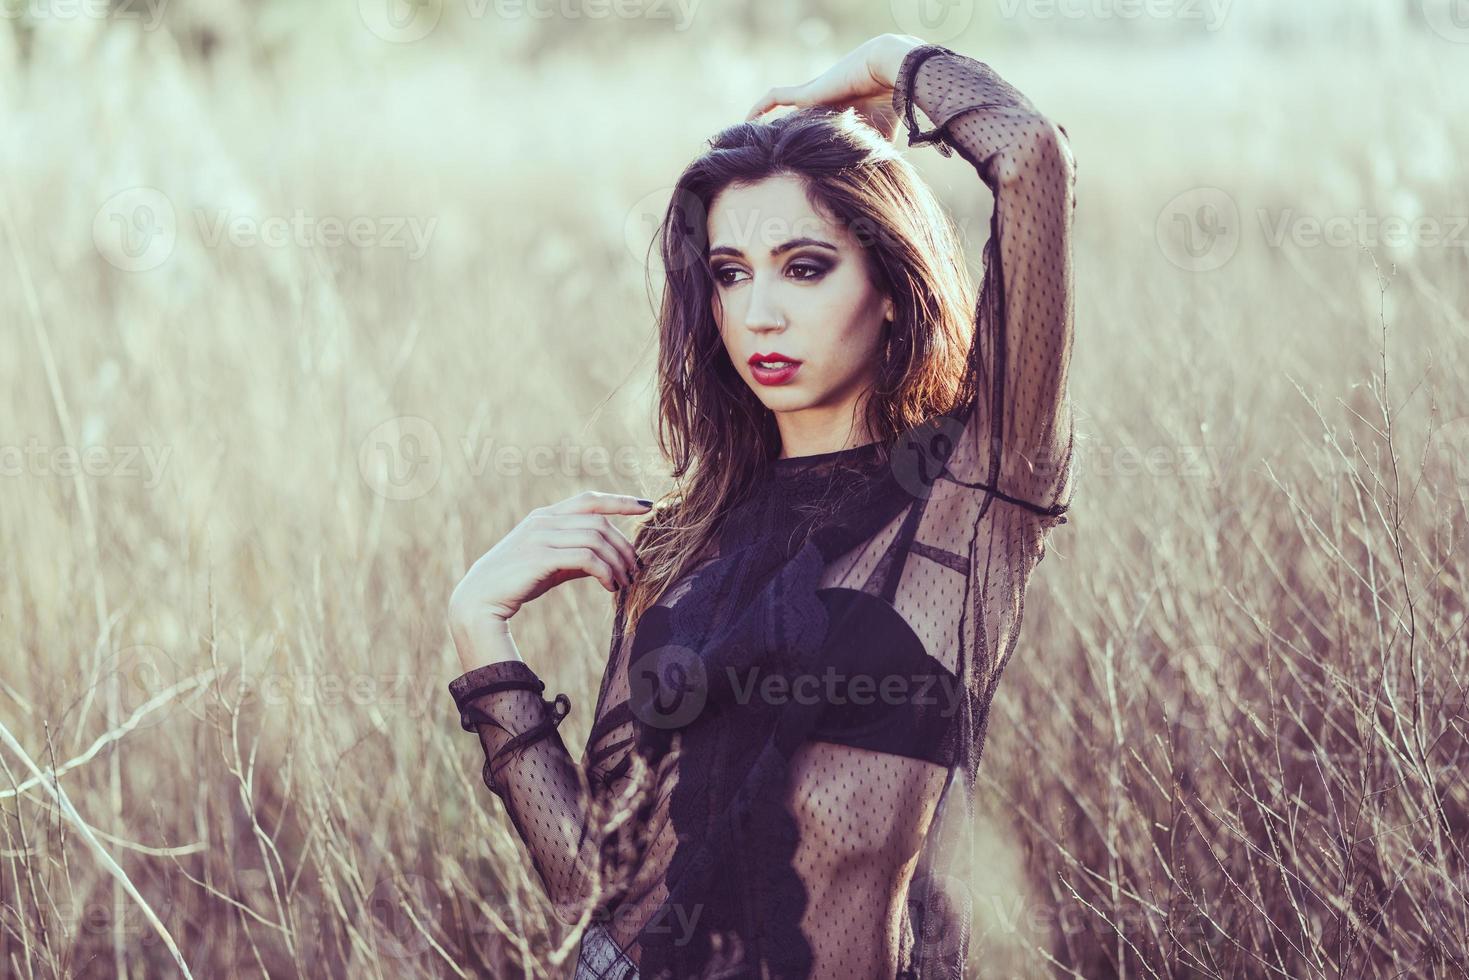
[787,260,829,281]
[710,257,831,288]
[712,264,745,287]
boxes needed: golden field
[2,3,1466,976]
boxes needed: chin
[752,388,810,411]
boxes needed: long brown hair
[623,105,978,627]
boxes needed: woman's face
[706,174,894,442]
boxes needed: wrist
[450,610,523,673]
[872,33,925,89]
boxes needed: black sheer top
[448,42,1078,980]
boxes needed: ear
[882,297,896,323]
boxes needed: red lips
[748,354,802,386]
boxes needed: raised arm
[890,41,1078,519]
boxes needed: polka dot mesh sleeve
[446,591,651,934]
[444,41,1078,980]
[882,41,1078,978]
[891,42,1078,526]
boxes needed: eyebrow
[707,237,839,260]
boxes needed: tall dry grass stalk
[2,7,1466,977]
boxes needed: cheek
[711,296,733,350]
[823,266,880,330]
[819,283,884,358]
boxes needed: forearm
[892,42,1078,507]
[448,642,607,922]
[487,720,610,923]
[451,611,522,676]
[889,41,1074,192]
[869,32,925,89]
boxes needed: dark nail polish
[637,498,653,507]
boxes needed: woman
[446,34,1077,980]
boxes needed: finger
[557,546,620,593]
[746,84,801,121]
[546,531,625,587]
[547,529,632,587]
[546,490,655,517]
[541,517,639,582]
[745,89,775,121]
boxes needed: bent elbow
[548,878,608,928]
[551,899,590,928]
[996,118,1076,193]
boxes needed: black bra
[804,588,960,768]
[596,588,961,775]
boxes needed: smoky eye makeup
[710,254,835,286]
[787,255,833,279]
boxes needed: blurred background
[2,1,1467,976]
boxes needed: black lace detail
[447,39,1078,980]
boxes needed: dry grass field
[2,2,1467,977]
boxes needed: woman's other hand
[449,490,653,630]
[743,33,926,142]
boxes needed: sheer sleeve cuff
[448,659,546,731]
[447,660,573,799]
[891,43,960,158]
[890,43,1040,160]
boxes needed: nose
[742,279,786,336]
